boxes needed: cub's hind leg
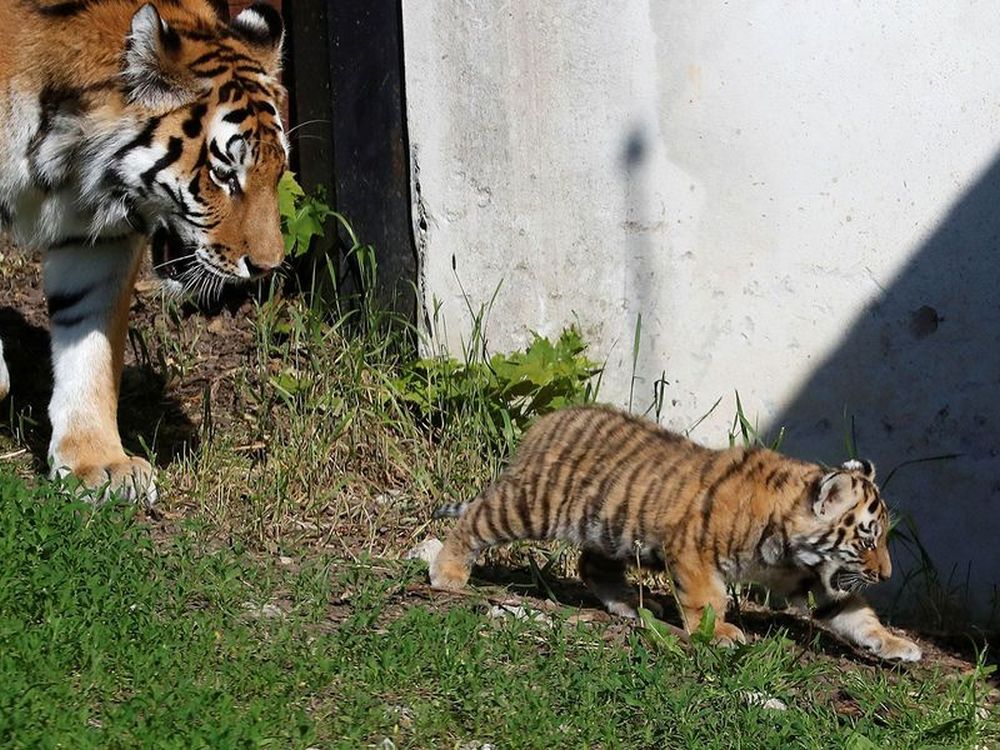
[578,548,662,619]
[45,240,156,505]
[431,478,530,590]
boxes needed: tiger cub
[0,1,288,503]
[431,405,921,661]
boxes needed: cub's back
[503,405,815,551]
[507,406,720,529]
[511,404,709,479]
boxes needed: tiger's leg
[0,336,8,401]
[44,238,156,505]
[811,589,921,661]
[430,478,527,590]
[578,548,663,619]
[672,558,746,646]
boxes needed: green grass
[1,470,997,749]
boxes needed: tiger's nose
[243,255,281,278]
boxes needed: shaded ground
[0,247,997,701]
[0,241,252,476]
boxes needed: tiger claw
[53,455,158,507]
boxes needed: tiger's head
[796,459,894,597]
[111,2,288,296]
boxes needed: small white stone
[404,537,443,564]
[386,704,414,727]
[375,489,405,505]
[241,602,285,620]
[743,691,788,711]
[487,603,551,625]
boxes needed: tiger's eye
[211,165,234,184]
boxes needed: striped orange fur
[431,405,921,661]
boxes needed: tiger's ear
[813,473,856,520]
[841,458,876,481]
[231,3,284,76]
[123,4,200,109]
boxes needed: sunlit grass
[0,470,996,748]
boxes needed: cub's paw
[429,552,471,592]
[872,633,922,662]
[712,621,748,648]
[55,455,158,507]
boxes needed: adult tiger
[0,1,288,503]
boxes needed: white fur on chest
[0,86,41,226]
[0,84,147,247]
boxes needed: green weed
[392,325,601,453]
[278,171,334,260]
[728,390,785,451]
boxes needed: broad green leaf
[638,607,685,657]
[692,603,716,645]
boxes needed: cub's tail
[432,501,469,520]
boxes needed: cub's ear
[813,473,856,520]
[231,3,284,76]
[123,4,200,109]
[841,458,876,481]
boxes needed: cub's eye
[209,165,239,192]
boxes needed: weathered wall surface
[402,1,1000,614]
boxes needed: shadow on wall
[768,151,1000,621]
[620,126,666,412]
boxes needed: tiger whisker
[151,255,193,272]
[285,118,331,137]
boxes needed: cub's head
[115,3,288,295]
[807,459,894,596]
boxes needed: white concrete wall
[402,1,1000,617]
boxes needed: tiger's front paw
[54,455,158,507]
[871,632,922,662]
